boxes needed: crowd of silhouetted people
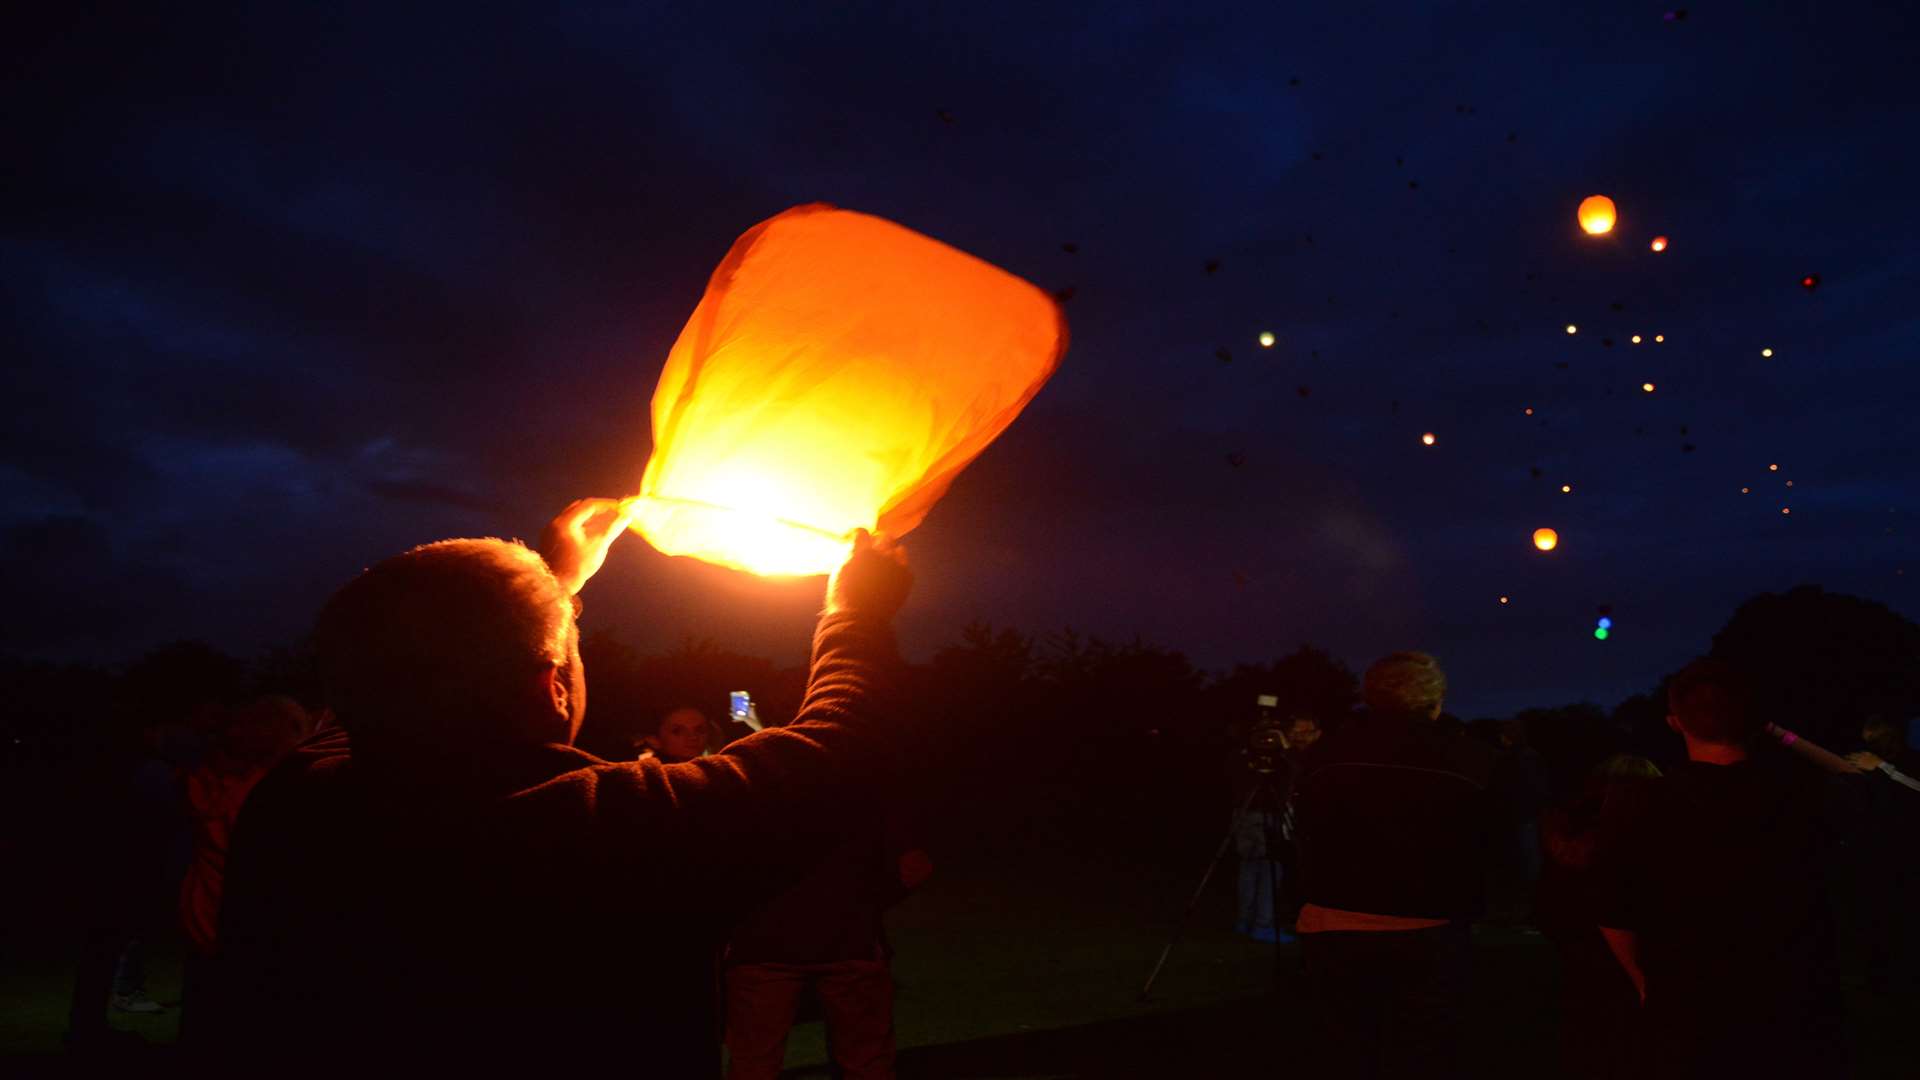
[38,499,1920,1077]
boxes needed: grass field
[5,840,1913,1076]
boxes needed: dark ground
[10,838,1911,1077]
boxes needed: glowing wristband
[1778,730,1799,746]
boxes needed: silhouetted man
[212,500,912,1074]
[1595,658,1846,1078]
[1290,651,1504,1078]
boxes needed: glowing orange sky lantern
[630,204,1068,576]
[1533,528,1560,552]
[1577,195,1617,235]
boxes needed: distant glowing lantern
[1561,484,1573,493]
[1761,347,1774,357]
[1650,236,1668,252]
[1642,382,1656,393]
[1258,331,1276,347]
[1578,195,1617,235]
[1782,507,1792,515]
[1499,596,1510,605]
[1533,527,1559,552]
[1654,334,1665,343]
[1524,406,1535,416]
[1631,334,1642,344]
[1741,487,1750,494]
[1786,480,1794,487]
[1421,432,1437,446]
[1769,463,1779,471]
[1565,324,1578,335]
[1800,273,1820,292]
[631,204,1066,576]
[1594,627,1610,641]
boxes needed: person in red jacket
[722,815,931,1079]
[176,694,315,1038]
[179,696,315,955]
[210,500,913,1075]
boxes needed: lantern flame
[1533,528,1559,552]
[631,205,1067,576]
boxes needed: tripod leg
[1139,784,1263,1002]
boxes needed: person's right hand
[1845,751,1884,771]
[826,529,911,620]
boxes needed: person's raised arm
[579,531,915,915]
[1762,722,1872,776]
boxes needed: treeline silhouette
[4,583,1913,927]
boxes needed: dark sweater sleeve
[1590,786,1653,931]
[557,609,908,924]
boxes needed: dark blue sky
[5,3,1916,716]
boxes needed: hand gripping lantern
[630,205,1068,575]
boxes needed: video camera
[1244,693,1291,774]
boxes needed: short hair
[314,539,572,740]
[653,705,707,736]
[1362,652,1447,720]
[1667,657,1759,745]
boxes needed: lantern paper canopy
[1533,528,1559,552]
[631,204,1068,576]
[1577,195,1617,235]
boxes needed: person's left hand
[539,497,638,595]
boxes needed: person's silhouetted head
[644,706,710,763]
[1286,714,1323,751]
[1666,658,1759,747]
[1861,715,1905,759]
[1362,652,1447,723]
[315,538,582,750]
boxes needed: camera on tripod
[1244,693,1291,774]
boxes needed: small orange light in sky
[1561,484,1573,493]
[1769,463,1779,471]
[1421,432,1437,446]
[1259,331,1276,347]
[1741,487,1750,494]
[1631,334,1643,344]
[1642,382,1656,393]
[1782,507,1792,515]
[1762,347,1774,357]
[1499,596,1510,605]
[1654,334,1665,343]
[1650,236,1668,252]
[1566,324,1578,335]
[1533,528,1559,552]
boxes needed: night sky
[6,3,1916,717]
